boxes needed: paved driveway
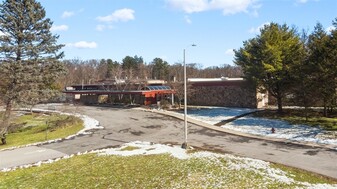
[1,104,337,179]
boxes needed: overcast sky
[40,0,337,68]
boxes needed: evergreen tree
[0,0,65,144]
[151,58,169,80]
[234,23,304,113]
[326,18,337,114]
[105,59,119,79]
[122,56,137,79]
[306,23,333,116]
[290,30,318,118]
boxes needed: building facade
[187,77,268,108]
[63,79,175,105]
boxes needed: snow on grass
[19,108,103,135]
[97,141,337,188]
[98,141,292,183]
[0,107,103,151]
[187,107,256,125]
[97,141,189,159]
[2,140,336,188]
[225,117,337,146]
[152,106,256,125]
[184,107,337,147]
[75,114,102,135]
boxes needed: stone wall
[79,94,98,104]
[187,85,259,108]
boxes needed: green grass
[253,109,337,130]
[0,112,84,150]
[0,152,336,189]
[272,163,337,184]
[120,146,140,151]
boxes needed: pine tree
[151,57,169,80]
[234,23,304,113]
[0,0,65,144]
[302,21,337,117]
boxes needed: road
[1,104,336,179]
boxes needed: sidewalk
[0,146,67,170]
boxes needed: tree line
[234,21,337,116]
[57,57,242,88]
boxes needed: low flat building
[63,79,175,105]
[187,77,268,108]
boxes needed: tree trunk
[323,100,328,117]
[277,96,283,114]
[177,98,182,109]
[1,137,6,145]
[1,100,13,145]
[304,106,309,121]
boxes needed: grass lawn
[0,112,83,150]
[253,109,337,130]
[0,148,336,189]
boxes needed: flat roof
[188,77,244,82]
[63,89,175,95]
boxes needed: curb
[140,108,337,151]
[0,109,104,152]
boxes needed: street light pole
[182,44,196,149]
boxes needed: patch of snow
[225,155,294,184]
[0,107,103,152]
[224,117,337,146]
[182,107,337,147]
[304,183,337,189]
[76,114,102,135]
[96,141,337,188]
[19,108,103,135]
[187,107,256,125]
[2,140,336,188]
[97,141,189,159]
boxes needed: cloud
[184,15,192,24]
[209,0,257,15]
[67,41,98,49]
[166,0,259,15]
[326,25,336,33]
[62,11,75,19]
[97,8,135,22]
[225,49,234,56]
[96,25,106,31]
[167,0,208,13]
[96,24,115,31]
[249,22,270,34]
[50,25,69,32]
[295,0,320,5]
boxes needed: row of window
[144,86,171,90]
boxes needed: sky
[37,0,337,68]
